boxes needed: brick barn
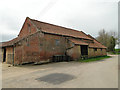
[0,17,107,65]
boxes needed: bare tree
[96,29,117,51]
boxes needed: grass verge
[78,56,111,63]
[108,49,120,55]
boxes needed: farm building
[0,17,107,65]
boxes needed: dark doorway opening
[3,48,6,62]
[81,45,88,55]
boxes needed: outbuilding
[0,17,107,65]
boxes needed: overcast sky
[0,0,119,42]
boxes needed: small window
[27,24,31,33]
[94,48,97,51]
[55,39,60,46]
[40,43,43,46]
[72,43,74,47]
[17,41,22,46]
[26,38,30,46]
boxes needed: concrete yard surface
[2,55,118,88]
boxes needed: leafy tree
[107,36,116,51]
[96,29,117,52]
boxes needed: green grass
[115,49,120,54]
[108,49,120,55]
[115,49,120,52]
[78,56,111,63]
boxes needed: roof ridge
[29,17,93,40]
[30,18,83,33]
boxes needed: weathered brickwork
[14,31,69,65]
[1,17,107,65]
[88,48,107,58]
[18,17,37,38]
[67,45,81,60]
[14,44,22,65]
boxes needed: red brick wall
[18,18,37,38]
[14,32,68,65]
[43,34,67,59]
[14,45,22,65]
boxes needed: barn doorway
[80,45,88,56]
[3,48,6,62]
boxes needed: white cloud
[0,0,118,41]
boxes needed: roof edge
[30,18,93,40]
[87,34,107,49]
